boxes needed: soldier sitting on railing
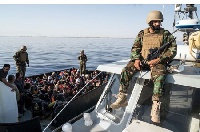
[110,10,177,124]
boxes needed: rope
[171,28,179,34]
[42,71,103,132]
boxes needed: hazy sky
[0,4,200,40]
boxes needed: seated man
[110,10,177,123]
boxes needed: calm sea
[0,37,134,77]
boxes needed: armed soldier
[110,10,177,123]
[13,45,29,80]
[78,50,88,75]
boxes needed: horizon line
[0,35,134,39]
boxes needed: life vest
[188,31,200,60]
[141,28,164,60]
[79,55,87,64]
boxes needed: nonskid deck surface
[69,80,196,132]
[132,83,194,132]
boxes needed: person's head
[80,50,84,55]
[8,74,15,82]
[21,45,27,52]
[146,10,163,31]
[3,64,10,72]
[16,72,22,79]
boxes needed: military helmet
[21,45,27,50]
[146,10,163,24]
[80,50,84,54]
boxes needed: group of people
[0,64,26,117]
[0,10,177,124]
[0,45,30,117]
[0,45,89,118]
[25,68,108,104]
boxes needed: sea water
[0,37,133,76]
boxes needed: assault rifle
[140,37,176,69]
[146,37,176,62]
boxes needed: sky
[0,3,200,41]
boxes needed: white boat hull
[0,82,18,123]
[175,19,200,29]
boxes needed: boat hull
[51,83,107,127]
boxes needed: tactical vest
[79,55,87,62]
[141,28,164,60]
[20,52,27,62]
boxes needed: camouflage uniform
[120,28,177,101]
[13,46,29,79]
[78,50,87,75]
[110,10,177,124]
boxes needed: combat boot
[110,92,128,109]
[151,101,161,123]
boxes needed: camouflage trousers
[80,63,86,75]
[16,64,26,79]
[119,61,166,101]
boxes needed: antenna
[162,5,164,15]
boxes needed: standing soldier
[13,45,29,80]
[110,10,177,123]
[78,50,87,75]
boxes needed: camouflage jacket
[130,28,177,64]
[13,50,29,64]
[78,54,87,63]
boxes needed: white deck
[123,120,172,132]
[97,59,200,88]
